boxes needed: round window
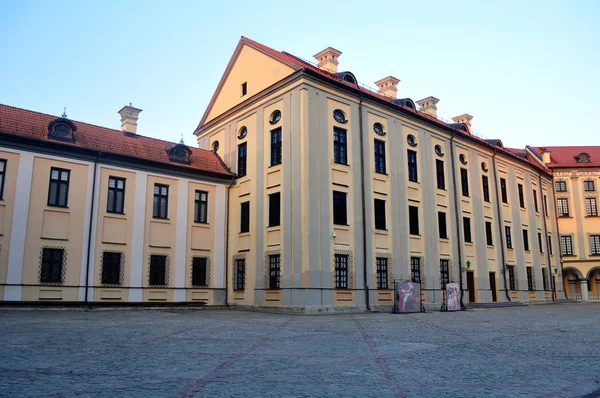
[373,123,385,136]
[270,110,281,125]
[52,123,71,137]
[459,154,468,165]
[212,141,219,152]
[481,162,488,172]
[434,145,443,157]
[238,126,247,139]
[407,135,417,147]
[333,109,346,124]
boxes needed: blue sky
[1,0,598,148]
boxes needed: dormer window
[48,117,77,143]
[165,143,192,165]
[575,153,590,163]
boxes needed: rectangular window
[374,139,386,174]
[268,255,281,289]
[505,226,513,249]
[101,251,122,285]
[376,257,388,289]
[482,175,490,202]
[410,257,421,284]
[538,232,543,253]
[191,257,208,287]
[333,191,347,225]
[460,168,469,197]
[241,82,247,96]
[333,128,348,165]
[440,259,450,288]
[485,221,493,246]
[48,167,70,207]
[543,195,548,216]
[334,254,349,289]
[0,159,6,200]
[523,229,530,251]
[107,176,126,214]
[555,181,567,192]
[149,254,167,286]
[557,198,569,217]
[591,235,600,256]
[268,192,281,227]
[40,248,64,283]
[548,235,553,255]
[240,201,250,233]
[586,198,598,217]
[518,184,525,208]
[526,267,534,291]
[584,180,596,192]
[270,128,282,166]
[235,259,245,290]
[508,265,515,290]
[194,190,208,223]
[407,150,418,182]
[542,268,549,291]
[463,217,472,243]
[409,205,419,236]
[374,199,386,230]
[436,159,445,190]
[561,236,573,256]
[152,184,169,219]
[438,211,448,239]
[237,143,247,177]
[500,178,508,204]
[533,189,538,212]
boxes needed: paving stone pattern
[0,304,599,397]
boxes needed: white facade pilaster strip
[79,162,100,301]
[213,184,226,289]
[174,180,189,302]
[128,171,147,302]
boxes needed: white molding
[213,184,226,289]
[128,171,147,302]
[174,180,189,302]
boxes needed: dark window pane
[436,159,445,190]
[410,257,421,283]
[374,140,386,174]
[438,212,447,239]
[269,193,281,227]
[333,191,347,225]
[500,178,508,203]
[460,168,469,197]
[268,255,281,289]
[376,257,388,289]
[271,128,282,166]
[149,255,167,286]
[407,150,418,182]
[463,217,472,243]
[333,128,348,165]
[101,252,122,285]
[505,226,513,249]
[240,201,250,233]
[409,206,419,235]
[374,199,386,230]
[523,229,530,251]
[238,143,247,177]
[334,254,348,289]
[485,221,493,246]
[482,175,490,202]
[192,257,208,286]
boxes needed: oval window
[270,110,281,125]
[238,126,247,139]
[459,154,468,165]
[212,141,219,152]
[407,134,417,147]
[481,162,488,172]
[373,123,385,136]
[333,109,346,124]
[434,145,443,157]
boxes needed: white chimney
[416,96,440,118]
[541,148,551,164]
[374,76,400,99]
[452,114,473,130]
[313,47,342,74]
[118,103,142,134]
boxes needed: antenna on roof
[180,134,185,145]
[61,107,67,118]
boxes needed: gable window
[505,226,513,249]
[482,175,490,202]
[240,201,250,233]
[374,139,386,174]
[376,257,388,289]
[268,254,281,289]
[107,177,126,214]
[440,259,450,289]
[410,257,421,283]
[460,168,469,197]
[438,211,448,239]
[463,217,472,243]
[500,178,508,204]
[508,265,515,290]
[555,181,567,192]
[194,190,208,223]
[561,236,573,256]
[101,251,122,285]
[48,168,70,207]
[518,184,525,208]
[436,159,445,190]
[409,205,419,235]
[584,180,596,192]
[586,198,598,217]
[149,254,168,286]
[557,198,569,217]
[241,82,247,96]
[374,199,386,230]
[333,191,347,225]
[333,128,348,165]
[0,159,6,200]
[523,229,530,251]
[270,128,282,166]
[40,248,64,284]
[538,232,543,253]
[526,267,534,291]
[268,192,280,227]
[533,189,538,212]
[191,257,208,287]
[237,143,247,177]
[235,259,245,290]
[153,184,169,219]
[590,235,600,256]
[407,150,418,182]
[334,254,349,289]
[485,221,493,246]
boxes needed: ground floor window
[149,254,168,286]
[440,259,449,289]
[526,267,534,291]
[376,257,388,289]
[335,254,349,289]
[542,268,549,291]
[508,265,516,291]
[235,259,245,291]
[410,257,421,284]
[191,257,209,287]
[268,254,281,289]
[101,251,123,285]
[40,247,65,284]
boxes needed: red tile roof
[531,146,600,168]
[0,104,233,178]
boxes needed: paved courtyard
[0,304,599,397]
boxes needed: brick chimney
[416,96,439,118]
[118,103,142,134]
[452,114,473,130]
[374,76,400,99]
[313,47,342,74]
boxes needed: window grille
[191,257,209,287]
[376,257,388,289]
[101,251,123,285]
[335,254,349,289]
[149,254,168,286]
[40,247,66,284]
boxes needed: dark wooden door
[489,272,497,302]
[467,271,476,303]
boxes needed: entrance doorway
[467,271,476,303]
[489,272,497,302]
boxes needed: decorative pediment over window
[48,117,77,143]
[165,143,192,165]
[575,153,590,163]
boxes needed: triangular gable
[197,37,298,129]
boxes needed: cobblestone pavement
[1,304,599,397]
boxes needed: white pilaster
[581,280,589,301]
[128,172,147,302]
[213,184,226,289]
[79,163,100,301]
[174,180,189,302]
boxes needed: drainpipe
[491,149,511,302]
[84,153,100,307]
[224,179,235,306]
[449,132,465,309]
[538,172,555,301]
[358,91,370,311]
